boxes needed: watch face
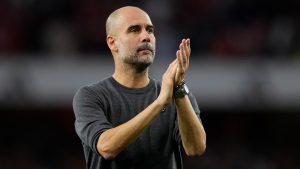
[184,84,189,94]
[175,83,189,99]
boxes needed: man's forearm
[176,96,206,156]
[97,99,165,160]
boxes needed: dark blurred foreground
[1,107,299,169]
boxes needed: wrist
[174,80,190,99]
[154,98,169,112]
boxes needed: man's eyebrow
[128,24,154,28]
[128,24,140,28]
[126,24,154,33]
[146,24,154,28]
[126,25,140,31]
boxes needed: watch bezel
[174,83,189,99]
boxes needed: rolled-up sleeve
[73,86,113,154]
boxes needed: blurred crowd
[1,1,300,169]
[0,0,300,58]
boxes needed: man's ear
[107,36,118,52]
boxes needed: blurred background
[1,0,300,169]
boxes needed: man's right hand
[157,59,178,107]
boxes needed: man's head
[105,6,156,72]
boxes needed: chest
[103,91,177,141]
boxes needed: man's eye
[147,28,154,33]
[129,26,140,32]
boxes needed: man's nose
[141,30,151,43]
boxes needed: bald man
[73,6,206,169]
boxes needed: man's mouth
[137,44,154,54]
[138,49,152,54]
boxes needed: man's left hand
[175,38,191,85]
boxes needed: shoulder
[74,77,114,99]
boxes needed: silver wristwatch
[174,80,190,99]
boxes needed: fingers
[176,38,190,72]
[178,39,190,62]
[176,50,183,71]
[181,38,190,64]
[166,59,178,79]
[159,60,177,105]
[175,38,191,85]
[186,38,191,59]
[180,42,187,64]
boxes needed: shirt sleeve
[188,92,202,123]
[173,92,202,144]
[73,86,113,154]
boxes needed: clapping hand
[175,38,191,85]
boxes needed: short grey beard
[122,53,155,73]
[132,62,151,73]
[123,59,152,73]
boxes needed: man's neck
[113,66,150,88]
